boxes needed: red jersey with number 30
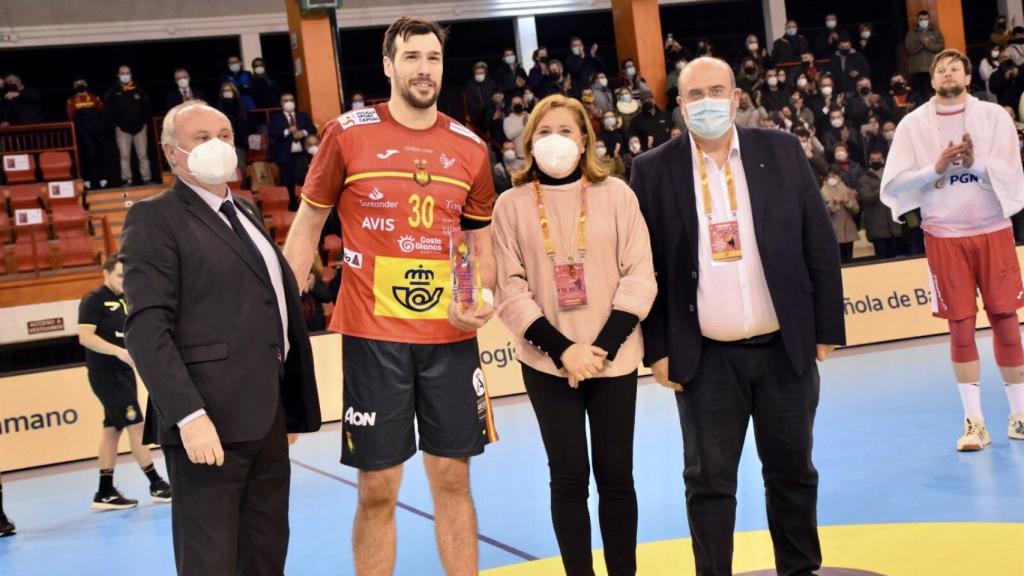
[301,104,496,344]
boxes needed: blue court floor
[1,334,1023,575]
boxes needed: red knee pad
[987,312,1024,367]
[949,317,980,363]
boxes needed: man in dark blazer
[269,92,317,207]
[164,68,205,110]
[630,57,845,576]
[120,101,320,575]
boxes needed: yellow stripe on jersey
[301,194,334,209]
[345,171,472,191]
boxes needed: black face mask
[869,161,884,171]
[802,61,812,68]
[841,48,852,55]
[642,101,655,113]
[892,82,907,94]
[859,86,871,96]
[75,85,88,93]
[513,104,524,114]
[744,65,756,74]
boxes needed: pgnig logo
[393,265,444,313]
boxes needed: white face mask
[826,19,837,29]
[177,138,238,185]
[283,101,296,113]
[254,66,266,75]
[767,77,779,87]
[827,177,840,187]
[748,42,759,51]
[572,46,582,56]
[831,118,844,129]
[625,66,637,77]
[524,93,535,102]
[603,117,617,130]
[786,27,797,37]
[919,19,929,30]
[504,55,516,65]
[222,91,234,100]
[352,100,365,110]
[883,131,895,141]
[797,77,808,88]
[597,77,608,88]
[861,30,871,40]
[503,149,517,161]
[676,61,686,72]
[229,63,242,73]
[834,150,848,161]
[532,134,581,178]
[595,146,607,158]
[821,86,834,97]
[119,74,132,84]
[177,78,190,89]
[308,145,319,156]
[475,74,486,83]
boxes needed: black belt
[704,331,780,347]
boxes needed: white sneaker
[956,419,991,451]
[1009,415,1024,441]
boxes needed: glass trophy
[450,229,482,308]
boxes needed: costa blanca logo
[396,235,443,254]
[392,265,444,313]
[397,235,417,253]
[344,407,377,427]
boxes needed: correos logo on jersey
[373,257,450,320]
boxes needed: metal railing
[0,122,81,180]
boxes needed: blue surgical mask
[685,97,734,140]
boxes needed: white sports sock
[1005,383,1024,417]
[958,383,984,423]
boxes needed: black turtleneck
[537,166,583,186]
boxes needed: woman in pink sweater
[492,94,657,576]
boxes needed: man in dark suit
[630,57,845,576]
[269,92,317,208]
[120,101,321,576]
[165,68,204,109]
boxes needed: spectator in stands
[815,13,842,60]
[772,19,810,64]
[822,108,862,162]
[598,110,626,156]
[860,114,889,161]
[216,83,248,177]
[671,101,686,131]
[882,73,924,122]
[693,38,717,58]
[1,74,43,126]
[269,92,316,207]
[591,71,615,114]
[623,134,642,179]
[547,60,573,97]
[989,51,1024,108]
[821,166,860,263]
[857,23,888,86]
[880,120,896,150]
[565,37,605,98]
[736,58,765,96]
[761,68,788,112]
[665,58,687,108]
[464,61,497,131]
[494,48,528,99]
[831,142,863,192]
[250,58,279,109]
[1005,26,1024,65]
[789,91,815,131]
[796,126,829,183]
[992,15,1011,49]
[632,97,672,150]
[615,87,641,132]
[735,90,768,129]
[669,126,683,139]
[594,137,626,180]
[830,33,871,95]
[523,88,537,113]
[617,58,652,101]
[905,11,945,96]
[222,55,255,110]
[482,91,509,146]
[166,68,203,109]
[295,134,319,187]
[980,46,1002,95]
[814,75,841,130]
[492,140,524,194]
[846,77,891,132]
[527,47,551,96]
[348,91,366,111]
[67,76,109,190]
[796,50,821,83]
[504,94,528,156]
[740,33,773,72]
[857,149,901,260]
[105,65,153,186]
[580,88,603,130]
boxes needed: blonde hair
[512,94,609,187]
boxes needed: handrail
[0,122,81,180]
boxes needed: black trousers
[676,335,821,576]
[871,237,902,260]
[164,400,290,576]
[522,364,638,576]
[838,242,854,263]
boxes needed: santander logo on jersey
[359,188,399,209]
[362,217,395,232]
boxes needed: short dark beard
[397,76,439,109]
[937,85,965,98]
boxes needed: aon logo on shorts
[345,407,377,427]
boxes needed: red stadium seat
[6,184,45,211]
[269,210,295,244]
[51,204,89,237]
[259,186,290,211]
[0,211,10,245]
[13,229,52,273]
[57,235,95,268]
[39,151,73,181]
[2,154,37,184]
[46,180,84,207]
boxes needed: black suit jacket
[269,111,316,164]
[630,128,846,384]
[120,179,321,445]
[165,88,206,110]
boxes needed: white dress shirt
[284,112,304,153]
[178,180,290,428]
[690,128,780,341]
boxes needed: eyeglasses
[683,86,732,102]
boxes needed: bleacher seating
[39,151,73,181]
[2,154,37,184]
[6,184,46,212]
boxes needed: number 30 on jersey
[408,193,434,229]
